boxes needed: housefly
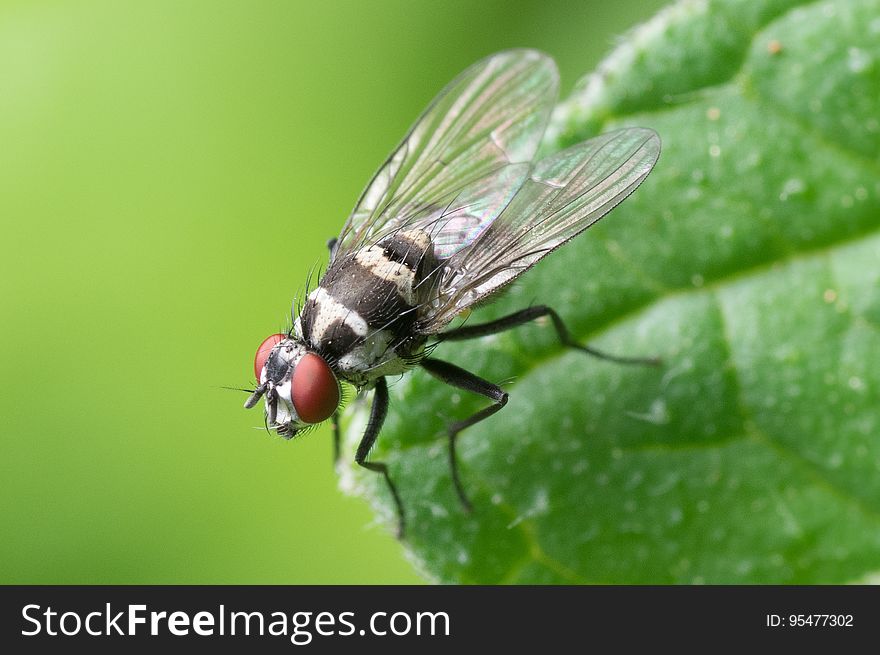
[245,50,661,538]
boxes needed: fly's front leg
[439,305,659,365]
[331,411,341,466]
[354,377,406,538]
[420,358,509,512]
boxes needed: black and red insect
[245,50,660,537]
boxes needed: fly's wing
[421,128,661,330]
[333,50,558,260]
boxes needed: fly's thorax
[298,229,439,380]
[335,329,427,387]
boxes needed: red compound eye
[291,353,340,424]
[254,333,286,379]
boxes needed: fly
[244,50,661,538]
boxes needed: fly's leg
[354,377,406,538]
[326,236,341,465]
[438,305,659,365]
[420,358,509,512]
[331,411,341,466]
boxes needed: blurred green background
[0,0,665,583]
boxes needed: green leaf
[340,0,880,583]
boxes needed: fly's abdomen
[300,230,439,363]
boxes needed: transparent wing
[421,128,662,330]
[334,50,559,259]
[397,161,531,259]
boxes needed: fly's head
[244,334,340,438]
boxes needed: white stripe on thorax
[308,286,369,340]
[354,246,415,301]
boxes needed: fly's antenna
[218,384,259,394]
